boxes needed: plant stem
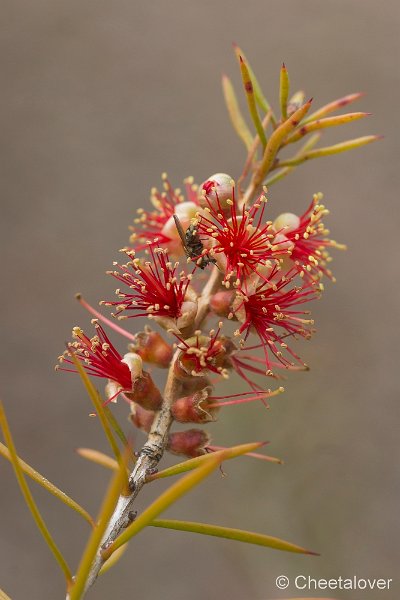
[78,267,223,597]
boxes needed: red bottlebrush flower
[167,429,211,458]
[56,321,137,394]
[273,193,346,280]
[234,266,320,374]
[129,173,200,255]
[103,246,197,330]
[197,189,287,289]
[174,323,236,380]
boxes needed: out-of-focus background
[1,1,398,599]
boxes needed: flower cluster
[58,52,374,460]
[57,168,342,457]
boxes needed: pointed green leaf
[222,75,253,151]
[0,402,73,588]
[150,519,318,555]
[99,543,128,576]
[302,91,364,124]
[233,44,277,126]
[239,56,267,149]
[264,133,321,187]
[279,63,290,120]
[0,587,12,600]
[76,447,119,471]
[284,112,370,145]
[0,441,94,527]
[276,135,381,168]
[147,441,266,480]
[70,351,129,490]
[103,452,223,559]
[69,454,129,600]
[253,99,313,187]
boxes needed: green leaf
[70,351,129,491]
[284,112,370,145]
[150,519,318,555]
[103,451,224,559]
[276,135,381,168]
[254,99,313,186]
[279,63,290,120]
[0,402,73,589]
[69,454,129,600]
[233,44,277,126]
[302,91,364,124]
[264,133,321,187]
[222,75,253,151]
[147,441,267,480]
[99,543,128,576]
[0,588,12,600]
[0,441,94,527]
[76,447,119,471]
[239,56,267,149]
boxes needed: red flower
[274,193,346,280]
[129,174,199,255]
[197,189,287,289]
[103,246,195,327]
[56,321,133,392]
[234,266,319,374]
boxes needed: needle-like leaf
[70,351,129,492]
[0,587,12,600]
[103,452,224,559]
[0,402,73,589]
[99,544,128,576]
[233,44,277,126]
[275,135,381,168]
[150,519,318,555]
[239,56,267,149]
[76,448,119,471]
[0,441,94,527]
[69,455,129,600]
[222,75,253,151]
[279,63,290,120]
[302,91,364,124]
[264,133,321,187]
[283,112,370,145]
[147,441,266,480]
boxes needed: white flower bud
[273,212,300,234]
[199,173,235,210]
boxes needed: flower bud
[210,290,235,317]
[167,429,211,457]
[172,386,219,424]
[128,326,173,369]
[125,370,163,411]
[199,173,235,211]
[273,212,300,234]
[129,403,155,433]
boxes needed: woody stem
[79,268,222,596]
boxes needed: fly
[173,214,217,270]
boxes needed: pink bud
[125,371,163,411]
[210,290,235,317]
[167,429,211,457]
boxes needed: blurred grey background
[1,1,399,599]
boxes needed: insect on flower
[173,214,217,270]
